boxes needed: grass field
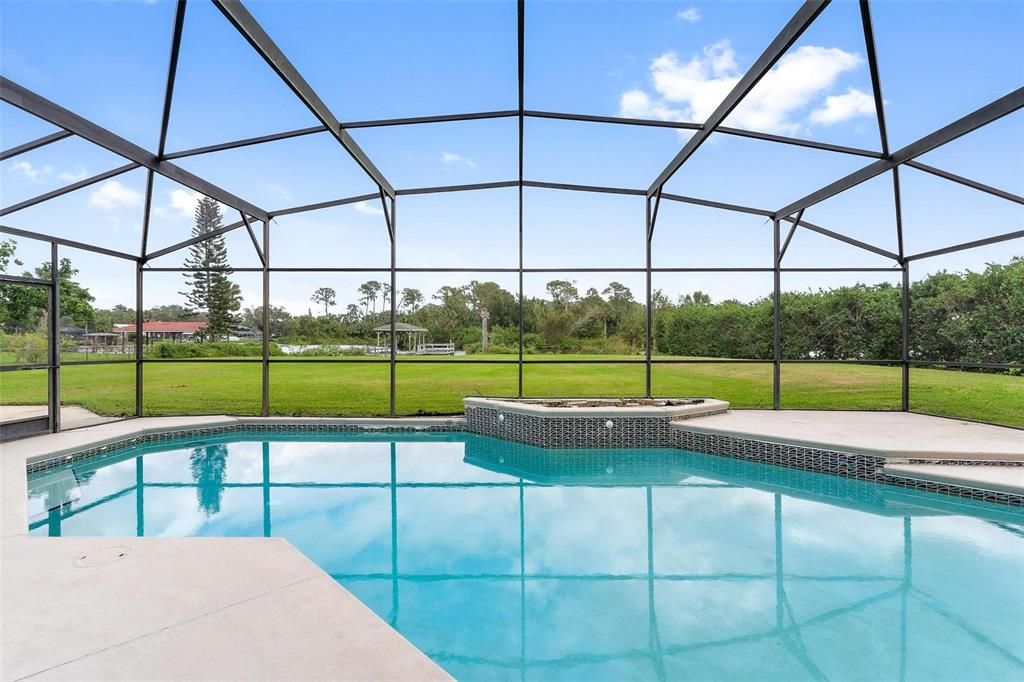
[1,355,1021,427]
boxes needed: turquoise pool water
[27,431,1024,681]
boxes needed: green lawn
[1,355,1021,427]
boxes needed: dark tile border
[667,428,1022,507]
[463,405,729,448]
[25,422,463,475]
[25,411,1022,507]
[462,405,1022,507]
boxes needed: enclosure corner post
[516,0,525,400]
[772,218,781,410]
[261,218,270,417]
[645,196,653,399]
[135,261,143,417]
[389,196,398,417]
[49,242,61,432]
[901,260,910,412]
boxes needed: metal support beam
[523,180,645,196]
[270,193,379,217]
[859,0,889,156]
[140,170,155,258]
[135,263,143,417]
[241,212,266,266]
[782,215,901,262]
[212,0,395,199]
[379,189,394,243]
[901,261,910,411]
[775,86,1024,219]
[905,229,1024,262]
[777,208,804,262]
[397,181,519,196]
[773,219,782,410]
[49,242,60,432]
[660,192,772,217]
[143,216,249,262]
[0,163,140,217]
[158,107,883,164]
[858,0,907,262]
[163,125,325,161]
[648,0,830,195]
[0,77,270,221]
[905,160,1024,206]
[162,111,518,161]
[644,182,661,408]
[1,224,140,261]
[0,130,73,161]
[526,109,882,160]
[517,0,525,399]
[143,0,187,258]
[892,167,905,260]
[389,197,397,416]
[157,0,186,157]
[262,219,270,417]
[343,110,518,130]
[645,196,654,397]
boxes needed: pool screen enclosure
[1,0,1021,434]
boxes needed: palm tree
[400,287,424,313]
[358,281,382,314]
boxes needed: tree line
[3,201,1020,366]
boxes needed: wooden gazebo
[373,322,429,353]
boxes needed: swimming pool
[27,431,1024,681]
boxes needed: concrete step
[883,463,1024,496]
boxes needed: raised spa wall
[462,397,730,449]
[462,398,1024,507]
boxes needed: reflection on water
[27,432,1024,681]
[189,444,228,516]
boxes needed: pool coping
[2,416,458,681]
[463,396,730,418]
[671,418,1024,461]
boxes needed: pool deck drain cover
[73,545,131,568]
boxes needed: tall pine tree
[179,197,241,341]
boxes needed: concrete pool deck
[0,405,119,430]
[2,411,1021,679]
[669,410,1024,497]
[1,536,450,681]
[670,410,1023,461]
[1,416,457,681]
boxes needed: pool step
[883,463,1024,496]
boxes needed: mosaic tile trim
[24,411,1022,507]
[25,422,463,474]
[464,406,1021,506]
[670,428,1023,507]
[903,458,1024,467]
[672,408,731,421]
[464,406,678,449]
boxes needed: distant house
[114,321,207,344]
[59,326,88,340]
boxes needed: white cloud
[58,169,89,182]
[88,180,142,210]
[151,189,232,220]
[809,87,877,125]
[441,151,477,168]
[676,7,701,23]
[620,40,864,135]
[8,160,51,181]
[168,188,200,218]
[353,201,384,216]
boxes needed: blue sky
[1,0,1022,314]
